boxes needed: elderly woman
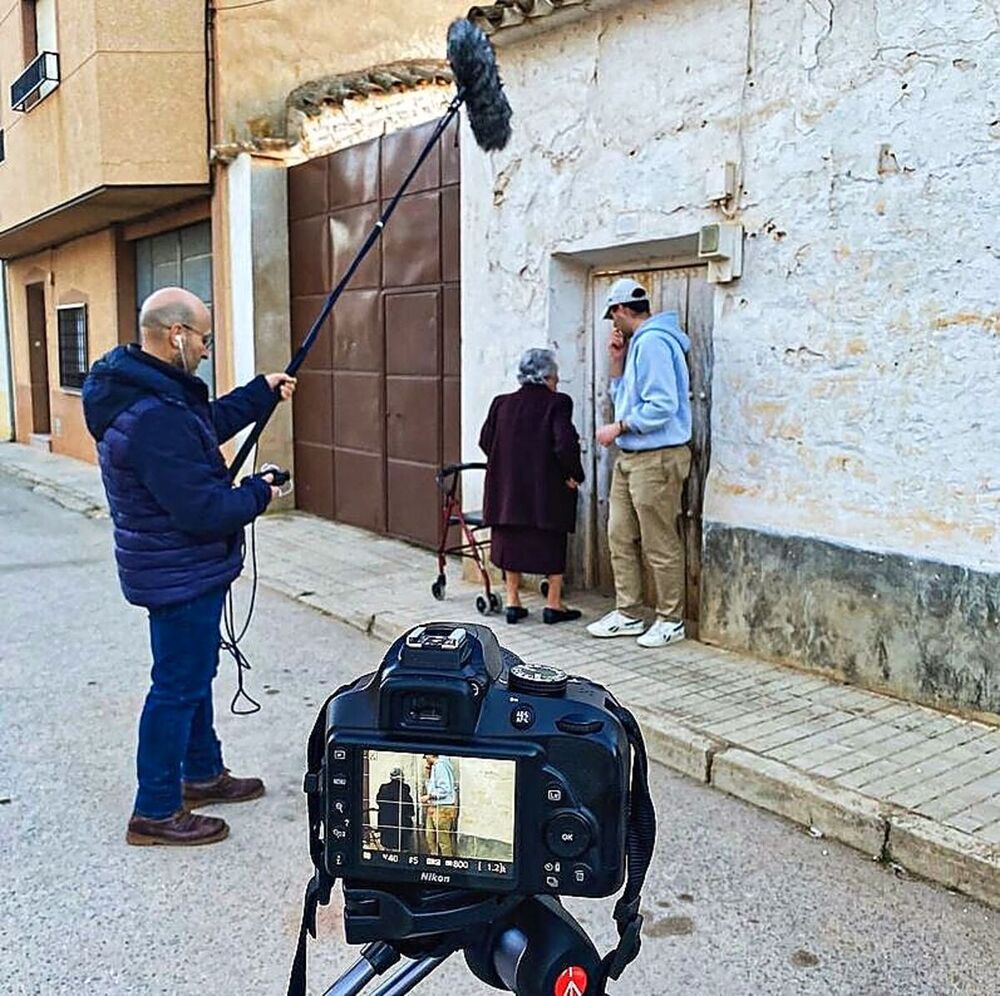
[479,348,585,625]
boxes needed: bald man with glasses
[83,287,296,847]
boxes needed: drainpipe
[204,0,218,163]
[0,262,14,441]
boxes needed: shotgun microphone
[447,17,513,152]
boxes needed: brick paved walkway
[255,510,1000,849]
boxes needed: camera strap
[288,684,351,996]
[600,701,656,983]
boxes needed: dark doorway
[287,117,461,547]
[26,282,50,434]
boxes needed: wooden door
[588,266,714,630]
[26,282,49,434]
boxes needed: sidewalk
[2,441,998,910]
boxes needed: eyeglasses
[179,323,214,348]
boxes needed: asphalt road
[1,474,998,995]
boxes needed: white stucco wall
[460,0,1000,572]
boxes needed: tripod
[315,887,606,996]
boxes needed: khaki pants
[425,804,458,857]
[608,445,691,621]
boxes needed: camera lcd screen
[359,749,516,881]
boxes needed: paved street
[4,441,999,916]
[3,474,1000,995]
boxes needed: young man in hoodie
[82,286,296,846]
[587,278,692,648]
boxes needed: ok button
[544,812,591,859]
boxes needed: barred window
[57,304,88,390]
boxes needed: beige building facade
[1,0,463,472]
[0,0,209,460]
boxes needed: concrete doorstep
[2,441,998,912]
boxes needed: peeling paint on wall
[459,0,1000,575]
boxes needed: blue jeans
[134,586,227,818]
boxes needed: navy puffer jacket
[82,344,274,608]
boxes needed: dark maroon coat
[478,385,585,534]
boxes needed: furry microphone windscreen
[447,18,513,152]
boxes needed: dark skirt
[490,525,567,576]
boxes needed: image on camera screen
[359,749,516,879]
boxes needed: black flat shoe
[506,606,529,624]
[543,607,582,625]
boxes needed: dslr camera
[292,622,653,996]
[313,622,629,897]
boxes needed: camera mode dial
[508,663,568,696]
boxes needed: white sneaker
[636,618,686,648]
[586,610,646,639]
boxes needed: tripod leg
[322,942,401,996]
[368,954,450,996]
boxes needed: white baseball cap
[602,277,650,319]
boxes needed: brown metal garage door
[288,118,460,547]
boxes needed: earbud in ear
[174,337,182,349]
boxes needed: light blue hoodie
[426,757,457,805]
[609,311,692,450]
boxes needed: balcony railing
[11,51,60,113]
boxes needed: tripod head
[321,884,606,996]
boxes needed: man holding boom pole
[83,287,295,847]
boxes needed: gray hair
[517,348,558,386]
[139,298,198,333]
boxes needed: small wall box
[698,223,743,283]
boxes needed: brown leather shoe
[126,810,229,847]
[183,769,265,810]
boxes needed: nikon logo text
[420,871,451,884]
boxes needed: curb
[2,458,997,912]
[887,813,1000,910]
[629,705,728,784]
[0,458,107,518]
[710,748,888,858]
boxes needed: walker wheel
[431,577,445,601]
[540,579,550,598]
[475,595,489,615]
[489,592,502,613]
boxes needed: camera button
[510,704,535,730]
[329,772,349,793]
[545,813,591,859]
[331,798,348,817]
[570,863,593,887]
[546,783,564,804]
